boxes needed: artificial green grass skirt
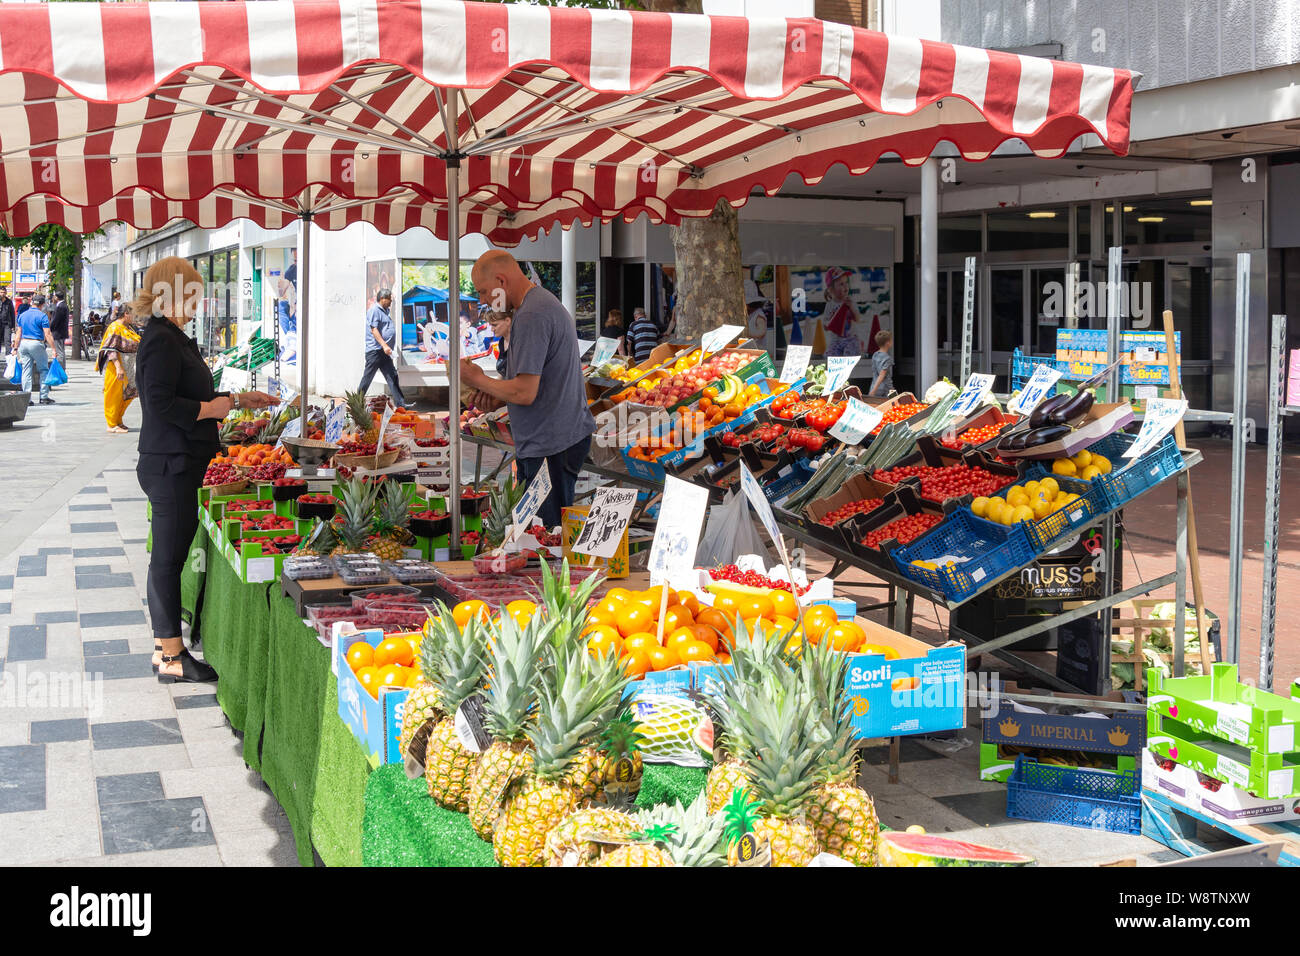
[361,763,708,866]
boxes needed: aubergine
[1028,393,1071,428]
[1021,424,1072,447]
[1051,388,1096,426]
[998,430,1031,452]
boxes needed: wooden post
[1161,310,1212,674]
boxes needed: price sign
[324,403,348,443]
[377,404,396,445]
[591,336,620,368]
[275,416,302,449]
[571,486,638,559]
[244,557,275,583]
[647,477,709,586]
[1008,365,1063,417]
[738,462,795,584]
[266,377,283,398]
[828,398,884,445]
[576,338,596,359]
[779,345,812,385]
[1123,397,1187,460]
[824,355,859,393]
[950,372,996,418]
[701,324,744,355]
[511,465,553,533]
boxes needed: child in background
[869,330,893,397]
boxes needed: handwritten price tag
[828,398,883,445]
[324,403,347,443]
[701,324,744,355]
[824,355,859,393]
[739,462,795,581]
[511,466,553,533]
[648,477,709,586]
[591,337,619,367]
[1009,365,1063,417]
[779,345,812,385]
[1123,397,1187,460]
[572,486,638,559]
[950,372,996,418]
[275,417,302,449]
[576,339,595,358]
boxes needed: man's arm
[369,324,391,355]
[460,359,540,406]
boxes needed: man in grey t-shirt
[459,251,596,527]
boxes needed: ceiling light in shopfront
[1026,211,1057,218]
[1137,216,1165,222]
[1188,199,1213,206]
[1104,206,1136,213]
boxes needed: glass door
[988,267,1027,390]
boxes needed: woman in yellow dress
[97,304,141,433]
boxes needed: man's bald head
[472,250,530,313]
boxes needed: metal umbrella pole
[299,210,312,429]
[443,89,463,550]
[1226,252,1251,664]
[1260,313,1288,691]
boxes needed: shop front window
[1122,197,1211,247]
[1031,267,1065,353]
[990,268,1025,353]
[988,208,1068,253]
[939,215,981,255]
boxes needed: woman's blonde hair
[132,256,205,323]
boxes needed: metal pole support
[961,255,975,386]
[1260,313,1287,691]
[1226,252,1251,665]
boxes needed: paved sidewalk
[0,361,297,866]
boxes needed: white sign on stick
[275,417,302,449]
[324,403,348,443]
[738,462,796,586]
[701,324,744,354]
[824,355,859,393]
[950,372,996,418]
[591,337,620,367]
[779,345,812,384]
[377,404,396,445]
[648,477,709,586]
[1008,365,1063,417]
[828,398,884,445]
[1123,397,1187,460]
[576,338,595,359]
[571,486,638,560]
[511,466,553,534]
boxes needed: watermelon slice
[878,832,1034,867]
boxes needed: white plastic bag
[695,489,770,568]
[3,354,16,380]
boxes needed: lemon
[1031,498,1055,520]
[971,496,990,518]
[1011,505,1036,524]
[1091,454,1112,475]
[985,497,1007,523]
[1039,477,1059,498]
[1007,488,1030,508]
[1005,484,1023,500]
[1024,480,1040,495]
[1071,449,1092,469]
[1080,464,1102,480]
[1052,459,1078,477]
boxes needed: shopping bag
[45,358,68,387]
[3,354,16,383]
[695,489,770,568]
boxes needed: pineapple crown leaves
[798,639,859,785]
[600,708,645,758]
[722,788,761,843]
[482,476,526,550]
[635,794,728,867]
[418,607,456,686]
[534,559,605,636]
[344,389,373,430]
[427,607,488,715]
[374,482,412,533]
[626,823,677,845]
[481,610,558,743]
[528,643,629,781]
[703,616,795,756]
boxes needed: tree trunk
[669,199,745,339]
[71,234,83,360]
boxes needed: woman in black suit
[134,257,276,683]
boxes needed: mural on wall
[742,264,891,357]
[397,260,484,361]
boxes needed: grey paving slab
[0,575,13,590]
[73,547,126,558]
[70,523,118,534]
[29,718,88,743]
[34,610,78,624]
[15,555,46,577]
[100,796,216,854]
[69,503,112,512]
[0,603,10,615]
[79,486,108,495]
[0,744,46,813]
[91,718,183,750]
[173,693,218,710]
[83,639,131,657]
[88,653,154,681]
[75,572,137,590]
[92,743,192,776]
[5,624,46,660]
[80,610,147,628]
[74,563,113,574]
[96,772,165,807]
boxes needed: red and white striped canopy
[0,0,1136,243]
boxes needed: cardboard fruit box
[333,626,413,767]
[1141,749,1300,826]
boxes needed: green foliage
[0,224,98,293]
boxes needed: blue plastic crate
[1023,474,1108,551]
[1010,349,1064,393]
[1006,755,1142,835]
[891,508,1037,602]
[1087,431,1185,510]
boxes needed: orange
[622,632,661,657]
[373,637,414,668]
[505,599,537,627]
[661,605,694,633]
[739,595,775,621]
[824,621,865,652]
[770,590,798,619]
[605,587,632,604]
[585,606,618,628]
[452,600,489,629]
[783,635,804,656]
[587,628,622,659]
[594,597,625,620]
[355,665,382,698]
[677,640,716,664]
[377,664,409,687]
[770,614,798,636]
[802,605,839,645]
[665,626,699,658]
[346,642,375,672]
[621,650,652,679]
[716,652,732,665]
[646,644,680,671]
[676,591,700,615]
[690,623,720,653]
[615,603,654,638]
[713,593,740,615]
[861,643,902,661]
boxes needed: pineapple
[534,559,604,637]
[705,758,751,815]
[480,477,524,554]
[398,613,448,772]
[594,709,645,807]
[631,794,727,867]
[424,610,487,812]
[543,806,637,867]
[345,389,378,445]
[296,517,338,556]
[368,484,415,562]
[801,643,881,866]
[704,637,822,867]
[331,477,377,555]
[492,645,628,867]
[466,612,557,839]
[590,834,675,867]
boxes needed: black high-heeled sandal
[157,649,218,684]
[152,641,162,673]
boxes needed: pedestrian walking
[49,290,70,369]
[357,287,407,405]
[134,256,276,681]
[97,303,141,433]
[624,307,661,363]
[0,285,14,352]
[15,294,55,405]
